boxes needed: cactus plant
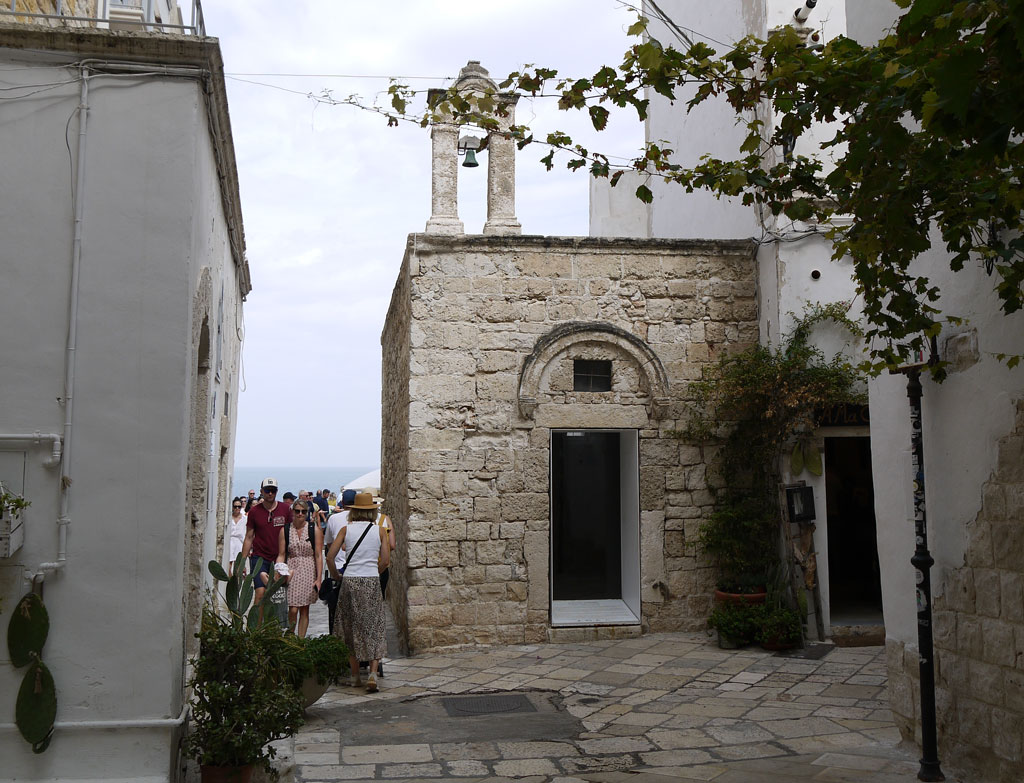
[16,659,56,752]
[7,592,48,667]
[7,592,55,753]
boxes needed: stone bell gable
[381,233,758,652]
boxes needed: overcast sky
[203,1,642,468]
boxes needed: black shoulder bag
[319,522,373,601]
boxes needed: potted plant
[756,605,803,650]
[187,555,304,782]
[697,494,776,603]
[285,634,350,709]
[684,304,865,632]
[708,601,764,649]
[0,484,30,517]
[1,483,30,558]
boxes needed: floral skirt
[333,576,387,661]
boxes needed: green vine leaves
[375,1,1024,375]
[682,303,865,503]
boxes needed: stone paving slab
[285,601,952,782]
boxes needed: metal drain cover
[441,694,538,717]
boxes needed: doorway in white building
[549,429,640,626]
[824,436,883,630]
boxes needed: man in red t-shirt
[239,477,290,612]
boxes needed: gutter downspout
[36,67,90,578]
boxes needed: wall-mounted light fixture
[785,484,816,524]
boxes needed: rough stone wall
[382,234,758,652]
[183,268,213,663]
[887,398,1024,782]
[381,259,413,651]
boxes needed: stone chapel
[381,61,758,652]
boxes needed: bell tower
[425,60,521,236]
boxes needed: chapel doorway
[824,436,883,632]
[550,429,640,626]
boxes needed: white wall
[0,43,245,782]
[869,246,1024,644]
[589,171,650,238]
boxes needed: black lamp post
[899,341,944,782]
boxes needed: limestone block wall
[382,234,757,652]
[887,399,1024,782]
[382,261,413,650]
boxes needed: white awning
[341,467,380,493]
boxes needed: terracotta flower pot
[714,588,767,605]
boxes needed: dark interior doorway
[551,430,621,600]
[825,436,883,624]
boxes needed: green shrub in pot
[187,555,304,780]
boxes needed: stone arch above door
[517,321,671,419]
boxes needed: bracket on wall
[518,396,539,418]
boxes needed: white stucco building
[0,7,248,781]
[591,1,1024,778]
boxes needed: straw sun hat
[346,492,379,510]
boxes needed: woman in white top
[226,497,247,576]
[325,492,390,694]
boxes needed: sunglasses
[262,487,278,494]
[233,505,242,509]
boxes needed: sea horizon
[232,465,376,500]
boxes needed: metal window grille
[573,359,612,392]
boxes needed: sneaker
[365,673,378,694]
[348,675,363,688]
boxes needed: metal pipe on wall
[0,433,62,468]
[35,68,91,579]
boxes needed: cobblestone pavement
[287,603,929,783]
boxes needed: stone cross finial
[424,61,521,236]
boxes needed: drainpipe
[794,0,817,24]
[35,68,91,578]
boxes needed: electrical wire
[0,77,78,91]
[224,72,451,80]
[0,81,75,99]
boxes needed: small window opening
[574,359,612,392]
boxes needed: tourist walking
[325,492,389,694]
[313,488,330,524]
[226,497,247,576]
[239,477,289,616]
[323,488,355,632]
[285,499,323,637]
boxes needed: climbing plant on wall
[682,303,864,590]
